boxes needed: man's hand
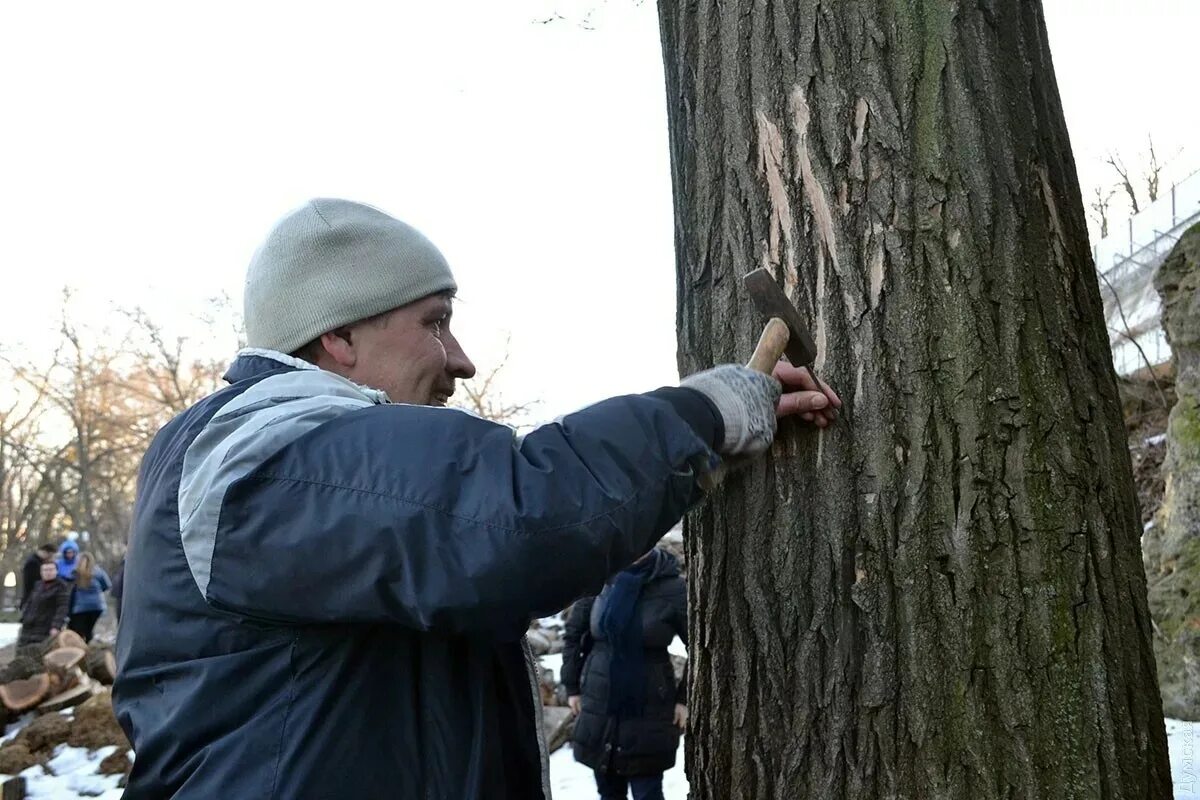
[773,362,841,428]
[568,695,581,715]
[49,628,59,638]
[680,365,782,456]
[673,704,688,730]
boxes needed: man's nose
[444,332,476,380]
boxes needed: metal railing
[1094,170,1200,376]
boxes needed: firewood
[0,674,51,712]
[43,630,86,653]
[84,647,117,686]
[43,647,86,673]
[37,682,92,714]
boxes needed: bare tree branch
[453,336,539,426]
[1106,152,1140,214]
[1097,269,1169,408]
[1089,186,1116,239]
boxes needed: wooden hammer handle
[696,317,791,492]
[747,317,791,375]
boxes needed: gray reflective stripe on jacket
[179,367,384,598]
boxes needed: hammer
[697,268,820,489]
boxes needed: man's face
[38,549,54,562]
[40,563,57,582]
[336,294,476,406]
[64,549,75,562]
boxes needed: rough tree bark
[658,2,1171,798]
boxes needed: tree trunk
[658,2,1171,798]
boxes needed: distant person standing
[562,547,688,800]
[20,543,57,609]
[68,553,111,643]
[19,562,70,646]
[56,540,80,581]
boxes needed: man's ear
[319,328,358,369]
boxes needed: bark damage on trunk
[658,2,1171,798]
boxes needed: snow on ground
[1146,433,1168,446]
[550,737,688,800]
[548,720,1200,800]
[1169,718,1200,800]
[13,744,123,799]
[0,697,1186,799]
[667,636,686,659]
[540,653,563,684]
[0,623,21,650]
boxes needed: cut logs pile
[0,632,128,780]
[0,631,116,721]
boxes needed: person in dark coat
[110,557,125,623]
[20,543,57,610]
[561,547,688,800]
[19,561,71,646]
[114,199,840,800]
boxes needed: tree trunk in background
[658,2,1171,798]
[1148,221,1200,721]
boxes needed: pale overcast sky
[0,0,1196,418]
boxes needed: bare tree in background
[4,316,154,566]
[454,337,538,426]
[1089,186,1116,239]
[1107,151,1141,215]
[122,304,229,415]
[0,384,55,562]
[1145,136,1165,203]
[1102,135,1182,220]
[0,293,243,570]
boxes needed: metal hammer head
[742,268,818,367]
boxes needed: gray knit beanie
[243,199,458,354]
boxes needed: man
[114,198,840,799]
[18,561,70,646]
[19,543,56,609]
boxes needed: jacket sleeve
[52,584,70,630]
[111,561,124,600]
[559,596,595,695]
[201,389,721,641]
[20,561,36,610]
[97,569,111,592]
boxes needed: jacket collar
[222,348,392,405]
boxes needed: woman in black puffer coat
[561,547,687,800]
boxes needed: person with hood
[20,543,57,610]
[55,540,80,581]
[114,199,841,799]
[561,547,688,800]
[19,561,70,646]
[67,553,111,642]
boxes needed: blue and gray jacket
[114,349,722,799]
